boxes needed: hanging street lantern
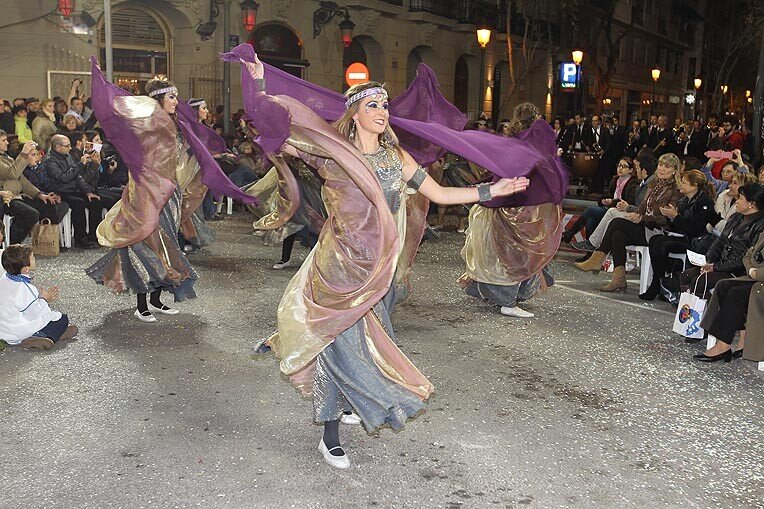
[58,0,74,16]
[240,0,259,32]
[339,16,355,48]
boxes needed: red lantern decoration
[339,17,355,48]
[240,0,259,32]
[58,0,75,17]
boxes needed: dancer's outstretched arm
[399,149,529,205]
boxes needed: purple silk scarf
[89,57,256,205]
[221,44,567,207]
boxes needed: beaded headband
[188,99,207,108]
[148,86,178,98]
[344,87,388,109]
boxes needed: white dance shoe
[148,303,179,315]
[134,309,157,323]
[500,306,535,318]
[272,260,291,270]
[318,439,350,469]
[340,412,362,425]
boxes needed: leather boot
[599,266,627,293]
[573,250,607,273]
[639,276,660,300]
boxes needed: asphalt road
[1,214,762,509]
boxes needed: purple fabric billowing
[89,57,143,183]
[222,44,567,206]
[89,58,256,205]
[177,101,227,155]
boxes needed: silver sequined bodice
[363,146,403,213]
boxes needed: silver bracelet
[407,166,427,190]
[477,183,492,202]
[254,78,266,92]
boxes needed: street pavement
[1,214,763,509]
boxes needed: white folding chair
[626,245,652,294]
[60,210,72,248]
[2,215,11,249]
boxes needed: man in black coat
[589,114,615,193]
[42,134,102,249]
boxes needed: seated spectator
[714,171,757,234]
[0,97,13,134]
[563,157,638,243]
[31,99,57,150]
[639,169,719,300]
[700,150,746,196]
[13,106,33,144]
[573,150,656,252]
[54,98,68,125]
[0,245,79,350]
[68,131,87,162]
[42,134,103,249]
[99,142,128,189]
[25,97,40,127]
[56,114,81,136]
[679,183,764,299]
[575,153,682,293]
[83,131,120,209]
[697,229,764,362]
[237,141,266,177]
[0,132,64,243]
[758,165,764,185]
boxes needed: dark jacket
[23,164,54,193]
[706,212,764,275]
[602,175,639,207]
[669,191,720,239]
[41,149,94,195]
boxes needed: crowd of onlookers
[551,112,764,364]
[0,83,267,253]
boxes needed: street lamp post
[651,68,661,117]
[572,50,583,114]
[476,27,492,119]
[694,77,702,120]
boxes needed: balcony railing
[408,0,460,19]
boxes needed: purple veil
[89,57,256,205]
[221,44,567,207]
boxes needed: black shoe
[684,336,705,344]
[732,349,744,359]
[562,230,574,243]
[639,281,660,301]
[692,350,732,363]
[209,214,225,221]
[74,238,97,249]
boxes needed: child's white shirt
[0,273,62,344]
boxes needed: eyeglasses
[617,163,630,168]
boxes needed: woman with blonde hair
[224,45,562,469]
[575,152,682,292]
[31,99,57,149]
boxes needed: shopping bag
[31,218,60,257]
[672,273,707,339]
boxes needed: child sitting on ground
[0,244,79,350]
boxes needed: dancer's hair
[507,102,540,137]
[145,78,177,106]
[332,81,401,155]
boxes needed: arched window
[454,55,469,113]
[98,6,171,94]
[249,23,309,78]
[407,46,436,86]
